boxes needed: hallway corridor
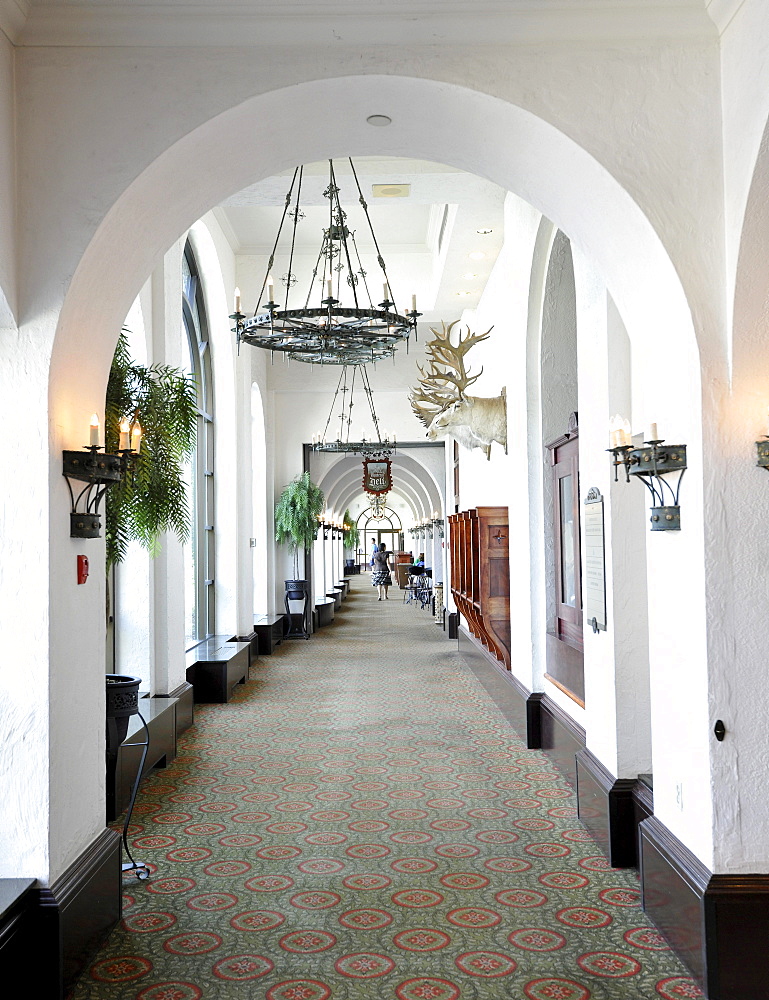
[71,580,702,1000]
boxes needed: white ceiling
[1,0,732,47]
[216,156,506,326]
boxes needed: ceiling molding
[211,208,241,254]
[705,0,746,34]
[15,4,716,48]
[0,0,30,44]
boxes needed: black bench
[185,636,250,704]
[327,588,344,611]
[315,596,335,626]
[253,614,287,654]
[106,693,178,822]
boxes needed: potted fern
[275,471,325,593]
[105,330,198,568]
[275,473,325,638]
[343,508,360,574]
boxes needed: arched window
[182,242,215,644]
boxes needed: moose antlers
[410,320,493,429]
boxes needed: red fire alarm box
[77,555,89,585]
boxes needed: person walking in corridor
[371,543,393,601]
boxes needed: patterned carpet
[70,577,703,1000]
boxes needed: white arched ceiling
[49,73,698,441]
[314,452,442,521]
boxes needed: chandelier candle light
[311,364,396,456]
[229,158,421,365]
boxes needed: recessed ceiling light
[366,114,392,127]
[372,183,410,198]
[462,272,478,280]
[468,251,486,261]
[476,227,493,235]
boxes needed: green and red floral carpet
[71,579,703,1000]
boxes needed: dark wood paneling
[37,828,122,998]
[705,877,769,1000]
[539,695,585,789]
[640,816,708,987]
[641,815,769,1000]
[457,628,542,751]
[576,749,637,868]
[545,632,585,704]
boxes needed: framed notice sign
[362,457,392,497]
[583,486,607,633]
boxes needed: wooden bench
[253,614,286,655]
[185,636,250,704]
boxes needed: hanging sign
[362,456,392,497]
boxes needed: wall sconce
[62,414,141,538]
[322,520,330,541]
[756,414,769,468]
[608,419,687,531]
[432,514,445,538]
[423,518,434,540]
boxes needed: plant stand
[106,675,151,880]
[284,580,311,639]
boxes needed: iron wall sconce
[63,445,136,538]
[756,438,769,469]
[608,434,687,531]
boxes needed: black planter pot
[106,674,141,752]
[285,579,308,601]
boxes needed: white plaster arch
[315,452,441,519]
[49,73,700,441]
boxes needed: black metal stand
[285,581,311,639]
[120,711,151,880]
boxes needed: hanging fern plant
[105,330,198,568]
[275,472,325,579]
[343,508,360,551]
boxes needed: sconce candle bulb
[89,414,100,448]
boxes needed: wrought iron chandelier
[311,364,396,457]
[230,158,420,365]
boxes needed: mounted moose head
[409,320,507,460]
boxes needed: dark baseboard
[0,879,37,994]
[456,627,542,750]
[575,749,637,867]
[37,828,122,998]
[159,682,194,738]
[539,694,585,790]
[640,815,769,1000]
